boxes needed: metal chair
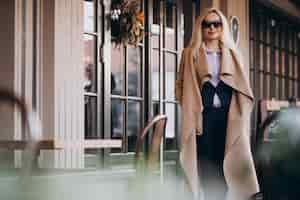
[248,191,263,200]
[135,114,167,178]
[0,88,42,172]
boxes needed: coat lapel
[219,46,236,91]
[197,44,236,90]
[220,46,234,76]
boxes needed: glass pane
[281,27,286,49]
[151,24,160,49]
[152,50,159,100]
[151,0,160,48]
[290,79,293,97]
[295,56,298,79]
[295,34,298,54]
[298,80,300,99]
[164,3,176,50]
[289,30,293,52]
[289,54,293,79]
[281,78,286,99]
[278,77,282,99]
[180,13,184,49]
[84,0,95,33]
[266,18,270,44]
[265,75,270,99]
[293,32,296,53]
[111,99,124,139]
[128,46,142,97]
[152,101,160,116]
[275,26,279,48]
[84,34,97,93]
[165,53,176,100]
[266,46,270,72]
[165,103,175,138]
[250,41,254,67]
[295,81,298,98]
[275,76,279,99]
[259,16,263,41]
[127,101,141,152]
[281,51,285,76]
[275,49,279,74]
[259,44,263,70]
[111,46,125,95]
[250,14,254,39]
[262,17,266,42]
[84,96,97,139]
[258,73,263,99]
[250,69,254,89]
[153,0,160,25]
[262,45,266,72]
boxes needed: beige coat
[175,44,259,199]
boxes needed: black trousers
[197,80,233,199]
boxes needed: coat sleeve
[175,49,186,105]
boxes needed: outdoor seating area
[0,88,181,200]
[3,87,300,200]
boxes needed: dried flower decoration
[111,0,144,46]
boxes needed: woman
[175,8,259,200]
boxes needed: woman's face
[201,12,223,41]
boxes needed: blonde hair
[188,8,241,61]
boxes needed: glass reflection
[166,103,175,138]
[165,53,176,100]
[153,0,160,25]
[111,46,124,95]
[180,13,184,49]
[83,34,96,93]
[151,0,160,49]
[127,101,141,152]
[164,2,176,50]
[151,24,160,49]
[111,99,124,139]
[165,103,177,150]
[128,46,142,97]
[84,96,97,139]
[152,50,159,100]
[84,0,95,33]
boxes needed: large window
[83,0,184,160]
[250,2,300,100]
[250,1,300,137]
[84,0,101,139]
[151,0,183,150]
[111,0,144,153]
[111,45,144,152]
[110,0,183,154]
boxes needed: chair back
[135,114,167,171]
[0,88,41,141]
[249,191,263,200]
[0,88,41,172]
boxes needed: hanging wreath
[110,0,144,46]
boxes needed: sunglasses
[202,20,222,29]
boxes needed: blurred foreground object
[256,105,300,200]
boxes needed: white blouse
[205,50,222,107]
